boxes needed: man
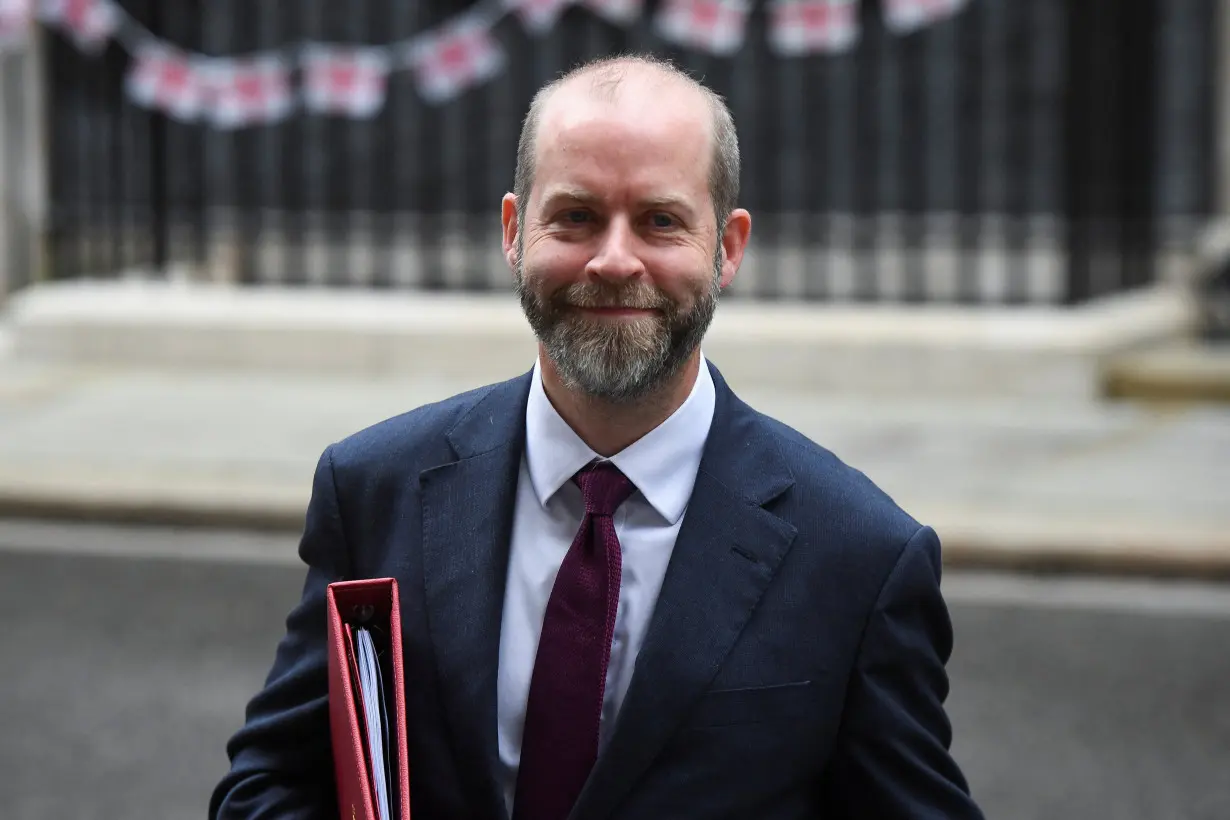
[210,55,984,819]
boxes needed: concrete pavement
[0,336,1227,576]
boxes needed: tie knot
[574,462,635,517]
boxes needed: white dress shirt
[495,355,716,814]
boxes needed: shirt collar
[524,355,716,525]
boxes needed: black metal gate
[42,0,1218,304]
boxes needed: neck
[539,351,702,457]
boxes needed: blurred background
[1,1,1229,818]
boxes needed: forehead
[531,81,714,208]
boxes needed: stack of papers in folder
[355,627,392,820]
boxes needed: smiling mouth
[571,306,660,318]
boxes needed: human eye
[560,209,591,225]
[648,212,678,229]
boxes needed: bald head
[512,55,740,235]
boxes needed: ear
[501,193,520,272]
[718,208,752,290]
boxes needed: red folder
[326,578,412,820]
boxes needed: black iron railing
[41,0,1218,304]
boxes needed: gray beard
[514,246,722,404]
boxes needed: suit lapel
[570,365,798,820]
[419,374,532,820]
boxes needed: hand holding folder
[327,579,412,820]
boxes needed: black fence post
[1118,0,1160,295]
[1062,0,1096,305]
[1063,0,1161,305]
[146,0,169,278]
[851,0,882,303]
[953,0,984,305]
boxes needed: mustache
[553,282,673,311]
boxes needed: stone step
[1103,342,1230,404]
[4,278,1197,400]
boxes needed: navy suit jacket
[210,362,984,819]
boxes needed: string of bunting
[0,0,968,128]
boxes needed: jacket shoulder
[754,410,924,549]
[326,380,506,474]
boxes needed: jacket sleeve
[819,525,985,819]
[209,446,350,819]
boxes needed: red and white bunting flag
[768,0,858,56]
[883,0,968,34]
[504,0,573,36]
[654,0,750,57]
[0,0,32,53]
[582,0,643,26]
[38,0,118,53]
[301,45,390,119]
[407,12,505,105]
[125,43,207,122]
[201,55,294,129]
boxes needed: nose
[584,216,645,283]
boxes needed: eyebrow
[639,195,696,217]
[538,188,698,219]
[539,188,603,208]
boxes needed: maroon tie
[513,461,635,820]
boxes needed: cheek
[644,251,715,300]
[523,241,590,284]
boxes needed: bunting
[124,43,207,122]
[583,0,644,26]
[655,0,752,57]
[302,45,390,119]
[505,0,574,36]
[768,0,858,56]
[202,55,294,129]
[884,0,968,34]
[9,0,973,126]
[38,0,116,52]
[407,10,507,105]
